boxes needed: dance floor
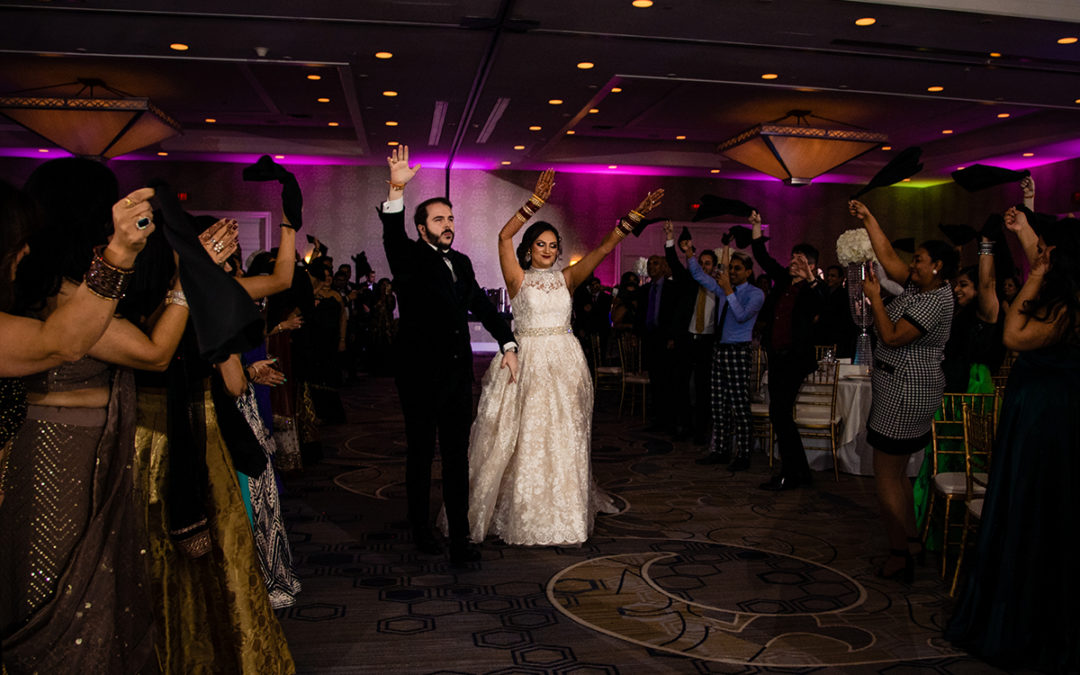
[275,357,1005,674]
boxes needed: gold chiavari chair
[616,332,649,421]
[950,401,994,595]
[589,333,622,393]
[814,344,837,362]
[748,343,773,466]
[922,392,999,578]
[794,360,843,481]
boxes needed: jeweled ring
[124,197,136,208]
[136,216,151,230]
[213,242,225,253]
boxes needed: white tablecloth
[762,362,924,477]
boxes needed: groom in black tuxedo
[379,145,518,564]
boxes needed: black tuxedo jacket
[379,206,514,382]
[635,277,682,341]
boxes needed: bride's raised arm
[499,169,555,298]
[562,188,664,294]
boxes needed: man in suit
[379,145,518,564]
[748,210,825,491]
[663,223,719,444]
[635,255,681,433]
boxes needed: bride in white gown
[466,170,663,545]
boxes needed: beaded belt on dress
[515,325,572,338]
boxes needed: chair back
[930,392,999,476]
[589,332,622,389]
[794,360,839,425]
[616,332,646,376]
[814,344,837,362]
[960,401,994,499]
[748,342,768,402]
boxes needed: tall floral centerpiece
[836,229,876,368]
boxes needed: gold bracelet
[386,180,406,191]
[626,210,644,223]
[528,195,545,209]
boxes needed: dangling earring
[932,269,938,275]
[526,252,532,263]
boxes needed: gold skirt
[133,388,295,675]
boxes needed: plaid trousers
[711,342,753,456]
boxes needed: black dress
[945,343,1080,672]
[941,304,1005,393]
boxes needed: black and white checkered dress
[867,283,954,442]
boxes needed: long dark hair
[0,180,39,312]
[17,158,119,312]
[1021,220,1080,344]
[516,221,561,270]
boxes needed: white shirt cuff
[382,197,404,213]
[665,239,675,247]
[502,341,518,353]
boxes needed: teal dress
[946,343,1080,672]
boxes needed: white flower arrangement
[836,229,877,266]
[634,257,649,280]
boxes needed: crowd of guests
[0,156,388,673]
[0,150,1074,674]
[568,176,1078,673]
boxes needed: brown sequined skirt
[133,388,295,675]
[0,370,157,675]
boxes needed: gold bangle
[386,180,406,191]
[528,195,545,209]
[626,210,644,223]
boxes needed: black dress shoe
[695,452,729,466]
[449,540,481,566]
[758,475,803,491]
[729,455,750,472]
[413,528,443,555]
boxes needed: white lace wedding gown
[466,266,599,546]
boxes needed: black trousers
[674,333,715,438]
[395,372,473,541]
[644,333,676,427]
[766,350,813,480]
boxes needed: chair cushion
[933,472,987,495]
[624,374,650,384]
[596,366,622,375]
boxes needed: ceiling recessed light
[608,165,618,169]
[902,178,912,182]
[513,145,525,150]
[37,148,49,153]
[204,118,217,123]
[989,52,1002,58]
[942,129,953,134]
[169,43,189,51]
[548,99,563,105]
[328,122,339,127]
[881,146,892,151]
[566,130,576,135]
[610,87,622,93]
[528,125,542,131]
[1075,98,1080,104]
[855,17,876,26]
[1057,37,1078,44]
[501,160,512,165]
[588,108,599,114]
[577,61,595,70]
[710,169,720,174]
[307,74,322,81]
[675,135,686,140]
[761,73,779,80]
[274,155,285,159]
[387,141,399,146]
[1022,152,1034,157]
[632,0,653,7]
[317,97,330,103]
[374,51,393,59]
[385,121,399,126]
[927,85,944,92]
[997,112,1010,118]
[157,151,169,156]
[382,90,398,97]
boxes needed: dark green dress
[946,343,1080,672]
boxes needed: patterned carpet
[275,358,1005,674]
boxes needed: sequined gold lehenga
[0,363,156,675]
[133,386,295,674]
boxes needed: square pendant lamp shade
[0,78,181,159]
[717,110,886,185]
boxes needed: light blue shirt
[688,257,764,343]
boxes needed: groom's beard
[421,225,454,251]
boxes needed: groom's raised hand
[386,145,421,202]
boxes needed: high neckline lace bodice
[512,267,571,334]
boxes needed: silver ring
[136,216,151,229]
